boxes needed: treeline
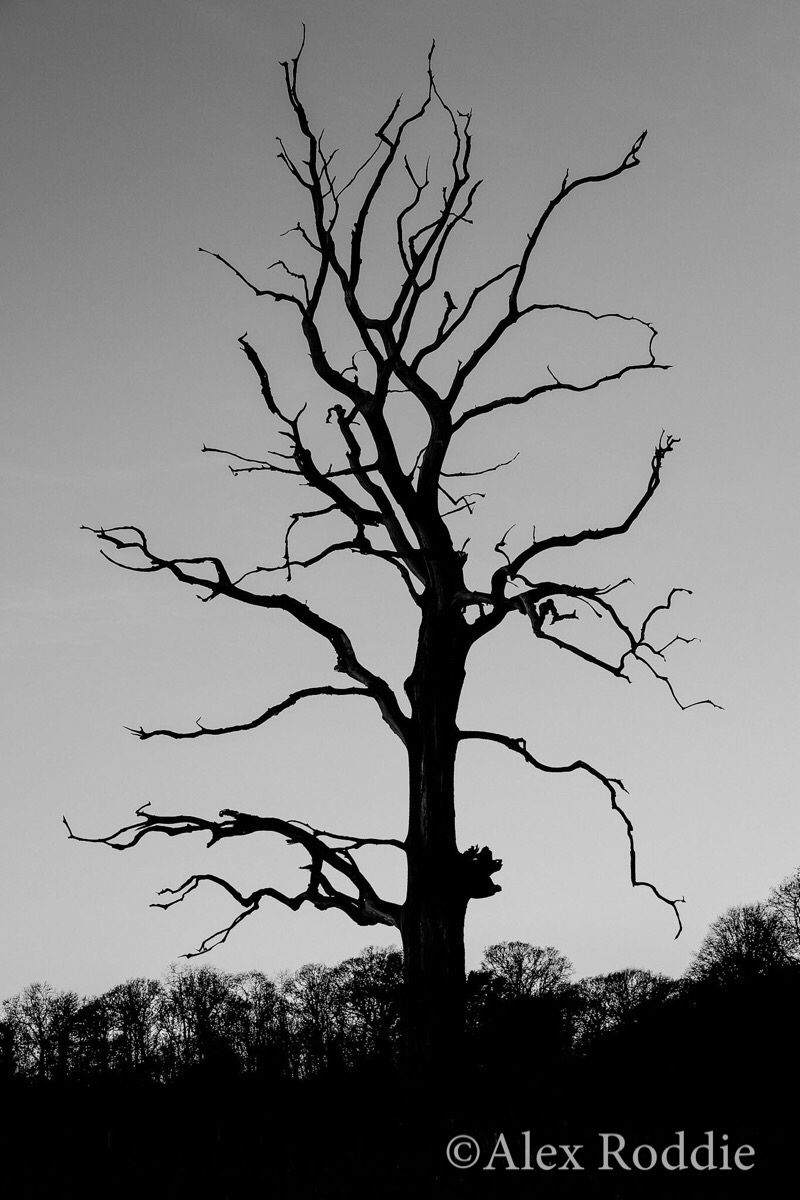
[3,866,799,1088]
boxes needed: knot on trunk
[460,844,502,899]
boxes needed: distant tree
[71,995,114,1080]
[480,941,573,1000]
[228,970,289,1076]
[69,33,717,1066]
[467,942,575,1071]
[686,903,790,986]
[160,965,241,1075]
[337,946,403,1064]
[102,977,164,1077]
[2,982,81,1081]
[574,966,678,1045]
[766,867,800,959]
[281,962,350,1077]
[0,1020,14,1081]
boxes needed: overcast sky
[2,0,798,1000]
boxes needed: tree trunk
[401,605,469,1070]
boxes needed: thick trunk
[401,605,469,1070]
[401,876,467,1070]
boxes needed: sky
[2,0,799,1000]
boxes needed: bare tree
[337,946,403,1065]
[480,941,572,1000]
[2,982,81,1082]
[67,34,716,1065]
[159,964,240,1074]
[573,966,678,1045]
[280,961,350,1077]
[686,903,790,986]
[766,867,800,958]
[227,971,290,1076]
[102,977,164,1077]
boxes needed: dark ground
[2,972,796,1198]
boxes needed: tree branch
[449,131,648,400]
[348,48,434,289]
[124,685,372,741]
[411,263,519,369]
[492,432,678,591]
[513,580,722,712]
[198,248,306,309]
[458,730,684,936]
[452,317,666,431]
[237,336,385,530]
[81,524,410,741]
[64,803,404,956]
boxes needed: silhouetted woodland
[3,869,799,1197]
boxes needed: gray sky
[2,0,798,999]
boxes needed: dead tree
[67,35,717,1067]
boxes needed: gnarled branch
[64,803,404,957]
[81,524,409,740]
[464,433,678,633]
[513,579,722,713]
[458,730,684,936]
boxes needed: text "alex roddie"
[446,1130,755,1172]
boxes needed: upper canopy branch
[326,403,423,575]
[81,524,410,741]
[458,728,684,937]
[386,73,477,346]
[411,262,518,369]
[447,131,648,402]
[277,32,394,369]
[197,247,307,309]
[237,335,384,530]
[451,315,666,431]
[64,802,403,956]
[249,36,479,417]
[347,43,441,293]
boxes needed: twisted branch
[515,579,722,712]
[63,803,404,956]
[81,524,409,740]
[458,730,684,936]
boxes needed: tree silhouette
[480,941,572,1000]
[101,977,163,1077]
[2,982,81,1082]
[67,34,716,1065]
[686,903,790,986]
[573,966,678,1045]
[767,867,800,958]
[336,946,403,1066]
[225,970,289,1077]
